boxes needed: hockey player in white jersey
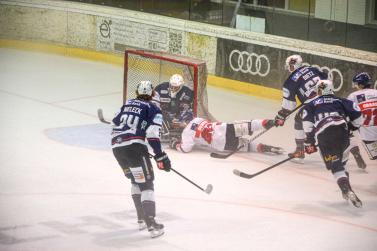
[347,72,377,160]
[169,109,284,155]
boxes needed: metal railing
[68,0,377,53]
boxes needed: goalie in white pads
[302,80,364,208]
[347,72,377,160]
[169,109,284,155]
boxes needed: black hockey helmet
[352,72,371,88]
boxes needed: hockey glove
[304,143,317,155]
[304,136,317,155]
[154,152,171,172]
[263,119,277,130]
[274,109,290,127]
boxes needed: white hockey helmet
[169,74,184,96]
[316,79,334,96]
[136,80,153,97]
[285,55,303,73]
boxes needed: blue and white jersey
[154,82,194,118]
[111,98,164,155]
[302,95,363,139]
[282,66,327,111]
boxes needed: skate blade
[348,193,362,208]
[138,222,147,231]
[150,229,165,238]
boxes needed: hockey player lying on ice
[168,109,284,155]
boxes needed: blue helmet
[352,72,371,88]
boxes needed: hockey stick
[170,167,213,194]
[210,103,305,159]
[97,108,111,124]
[148,153,213,194]
[233,156,294,179]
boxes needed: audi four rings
[229,51,344,92]
[229,50,270,77]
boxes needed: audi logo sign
[229,50,270,77]
[216,38,377,96]
[302,63,343,92]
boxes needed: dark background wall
[264,12,377,53]
[216,38,377,97]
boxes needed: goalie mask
[316,79,334,96]
[352,72,371,89]
[285,55,303,73]
[169,74,184,98]
[136,80,154,97]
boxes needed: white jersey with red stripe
[178,117,227,153]
[347,88,377,141]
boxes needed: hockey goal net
[123,49,213,120]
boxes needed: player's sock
[132,194,145,229]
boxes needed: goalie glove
[154,152,171,172]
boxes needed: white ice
[0,48,376,251]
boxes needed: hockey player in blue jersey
[275,55,328,163]
[154,74,194,126]
[302,80,364,208]
[111,80,171,238]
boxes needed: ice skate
[288,148,305,164]
[347,191,363,208]
[259,144,284,155]
[147,219,164,238]
[138,220,147,231]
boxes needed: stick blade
[233,169,253,179]
[233,169,241,176]
[205,184,213,194]
[97,108,111,124]
[210,152,229,159]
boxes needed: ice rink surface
[0,48,376,251]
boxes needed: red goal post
[123,49,214,120]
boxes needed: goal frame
[123,49,210,118]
